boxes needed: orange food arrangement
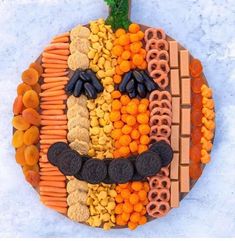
[11,0,215,231]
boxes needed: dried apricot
[190,59,203,78]
[191,109,203,127]
[22,90,39,108]
[17,83,32,96]
[24,145,39,166]
[32,83,41,94]
[21,68,39,86]
[191,127,202,145]
[190,144,202,163]
[12,130,24,148]
[25,170,40,187]
[22,108,41,126]
[23,164,39,176]
[29,62,43,76]
[12,115,30,130]
[192,93,203,110]
[189,163,202,180]
[13,95,23,115]
[192,77,204,94]
[23,126,39,145]
[15,145,27,165]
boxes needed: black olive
[125,78,136,93]
[137,83,147,98]
[129,88,137,98]
[86,69,104,93]
[66,69,82,94]
[132,70,144,83]
[140,70,158,92]
[73,79,84,97]
[79,71,90,82]
[84,82,97,99]
[119,71,132,92]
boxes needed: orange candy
[119,34,130,46]
[126,102,138,115]
[126,116,136,126]
[120,60,131,73]
[119,135,132,146]
[129,23,141,33]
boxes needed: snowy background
[0,0,235,238]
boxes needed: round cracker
[70,38,90,54]
[68,52,89,71]
[70,25,91,41]
[69,139,90,155]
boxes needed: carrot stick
[41,149,49,154]
[42,52,68,61]
[44,43,69,51]
[42,71,69,78]
[40,196,67,202]
[40,144,50,149]
[40,167,59,172]
[40,135,67,140]
[40,104,66,110]
[40,90,65,97]
[45,49,70,56]
[39,162,55,168]
[41,100,64,105]
[41,81,67,90]
[43,201,67,208]
[41,120,67,125]
[41,115,67,120]
[41,130,67,136]
[42,63,68,69]
[45,205,67,214]
[40,191,67,197]
[40,176,66,181]
[39,186,66,193]
[41,125,67,130]
[51,36,69,43]
[40,181,66,188]
[53,32,70,39]
[39,158,49,163]
[39,171,64,177]
[44,68,67,73]
[41,95,67,101]
[41,110,64,115]
[42,57,68,64]
[40,139,67,145]
[43,77,69,83]
[43,86,65,92]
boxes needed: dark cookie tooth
[126,78,136,93]
[84,82,97,99]
[150,140,174,167]
[108,158,134,184]
[79,71,90,82]
[73,79,84,97]
[47,142,70,166]
[86,69,104,92]
[140,70,158,92]
[57,150,83,176]
[81,158,107,184]
[137,83,147,98]
[132,70,144,83]
[135,151,162,177]
[66,69,82,93]
[119,71,132,92]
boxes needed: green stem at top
[104,0,131,30]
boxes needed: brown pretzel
[150,136,171,145]
[157,167,170,177]
[148,175,171,189]
[149,99,172,111]
[150,125,171,138]
[148,188,170,202]
[158,50,169,61]
[145,39,159,51]
[150,107,172,117]
[148,59,170,74]
[146,49,169,63]
[150,69,169,89]
[146,201,170,218]
[150,115,172,127]
[149,90,172,102]
[145,28,166,42]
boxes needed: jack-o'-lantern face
[12,0,215,230]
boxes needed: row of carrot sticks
[38,32,71,215]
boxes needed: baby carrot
[40,191,67,197]
[39,162,55,168]
[40,167,59,172]
[41,94,67,101]
[41,120,67,126]
[51,37,69,44]
[40,144,50,149]
[41,110,64,115]
[41,100,64,105]
[40,135,67,140]
[41,125,67,130]
[41,115,67,120]
[39,90,65,97]
[42,63,68,69]
[42,52,68,61]
[40,196,67,202]
[52,32,70,39]
[43,76,69,82]
[40,104,66,110]
[45,205,67,214]
[45,49,70,56]
[44,68,67,73]
[42,71,69,78]
[41,81,67,90]
[44,43,69,51]
[39,171,64,177]
[40,139,67,145]
[43,201,67,208]
[43,85,65,92]
[42,57,68,64]
[39,186,66,193]
[39,181,66,188]
[41,130,67,136]
[40,176,66,181]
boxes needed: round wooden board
[14,23,214,228]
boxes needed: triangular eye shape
[11,0,215,230]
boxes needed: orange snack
[13,95,23,115]
[22,68,39,86]
[22,90,39,108]
[17,83,32,96]
[129,23,141,34]
[29,62,43,76]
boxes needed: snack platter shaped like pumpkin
[12,0,215,230]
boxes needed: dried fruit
[21,68,39,86]
[24,145,39,166]
[23,126,39,145]
[12,115,30,130]
[22,90,39,108]
[22,108,41,126]
[12,130,24,148]
[25,170,40,187]
[13,95,23,115]
[17,83,32,96]
[15,145,26,165]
